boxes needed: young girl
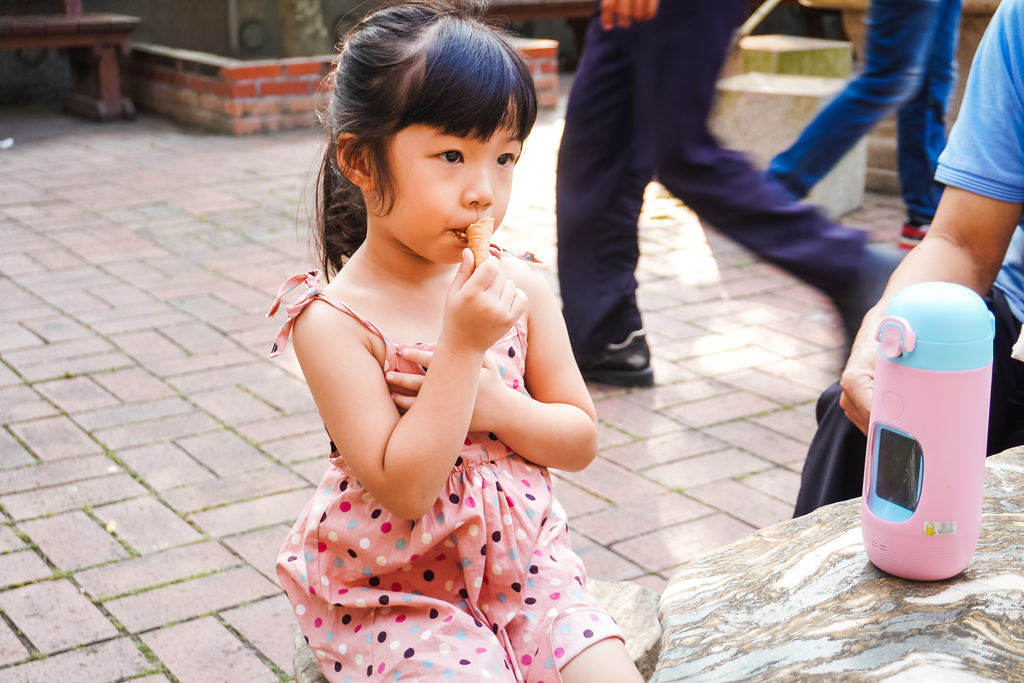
[268,2,644,681]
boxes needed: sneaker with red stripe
[899,222,929,250]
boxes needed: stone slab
[740,34,852,79]
[711,72,866,219]
[653,448,1024,681]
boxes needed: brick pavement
[0,85,902,681]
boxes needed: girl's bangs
[399,21,537,141]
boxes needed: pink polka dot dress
[268,272,623,682]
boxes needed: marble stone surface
[654,448,1024,682]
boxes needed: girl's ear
[336,133,374,193]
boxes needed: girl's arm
[390,256,598,472]
[293,251,525,519]
[484,255,598,471]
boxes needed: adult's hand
[601,0,659,30]
[838,339,878,434]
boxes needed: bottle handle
[876,316,916,359]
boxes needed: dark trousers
[794,288,1024,517]
[555,0,868,354]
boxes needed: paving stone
[0,385,59,423]
[74,397,195,432]
[104,566,281,632]
[687,479,795,529]
[20,315,94,343]
[75,540,241,600]
[221,594,297,672]
[0,429,35,469]
[0,454,116,496]
[550,475,611,518]
[175,429,272,476]
[664,392,782,428]
[0,323,44,352]
[116,442,216,490]
[162,465,308,513]
[32,376,121,413]
[612,514,756,572]
[94,496,203,554]
[16,351,135,382]
[233,411,325,444]
[571,534,646,581]
[0,637,151,682]
[92,411,222,450]
[90,367,177,402]
[557,456,668,505]
[0,473,147,520]
[20,511,128,571]
[0,524,26,552]
[8,415,102,461]
[594,395,686,438]
[705,419,809,465]
[741,467,804,504]
[222,524,290,584]
[601,429,728,470]
[189,386,280,425]
[0,579,118,653]
[142,616,278,683]
[0,549,53,589]
[0,618,28,666]
[188,488,314,537]
[752,404,819,444]
[644,448,770,490]
[572,493,713,545]
[260,431,329,464]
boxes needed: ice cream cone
[466,216,494,268]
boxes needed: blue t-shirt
[935,0,1024,320]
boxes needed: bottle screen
[874,426,923,512]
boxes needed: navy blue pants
[555,0,868,354]
[794,288,1024,517]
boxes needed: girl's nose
[463,169,494,209]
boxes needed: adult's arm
[600,0,659,30]
[839,188,1022,433]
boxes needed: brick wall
[127,37,559,136]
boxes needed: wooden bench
[0,0,140,121]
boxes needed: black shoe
[830,243,905,354]
[575,331,655,387]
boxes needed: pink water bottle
[861,282,994,580]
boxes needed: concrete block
[711,71,866,219]
[740,34,853,79]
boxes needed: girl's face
[373,124,522,263]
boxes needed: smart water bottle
[861,282,994,580]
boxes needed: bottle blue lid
[879,282,994,371]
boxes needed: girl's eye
[441,150,462,163]
[497,153,517,167]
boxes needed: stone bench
[652,447,1024,681]
[293,578,663,681]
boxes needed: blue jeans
[766,0,962,225]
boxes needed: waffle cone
[466,216,494,268]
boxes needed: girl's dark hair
[315,0,538,277]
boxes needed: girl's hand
[440,249,527,355]
[387,347,511,431]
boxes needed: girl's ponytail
[315,135,367,278]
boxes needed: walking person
[766,0,963,250]
[556,0,902,387]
